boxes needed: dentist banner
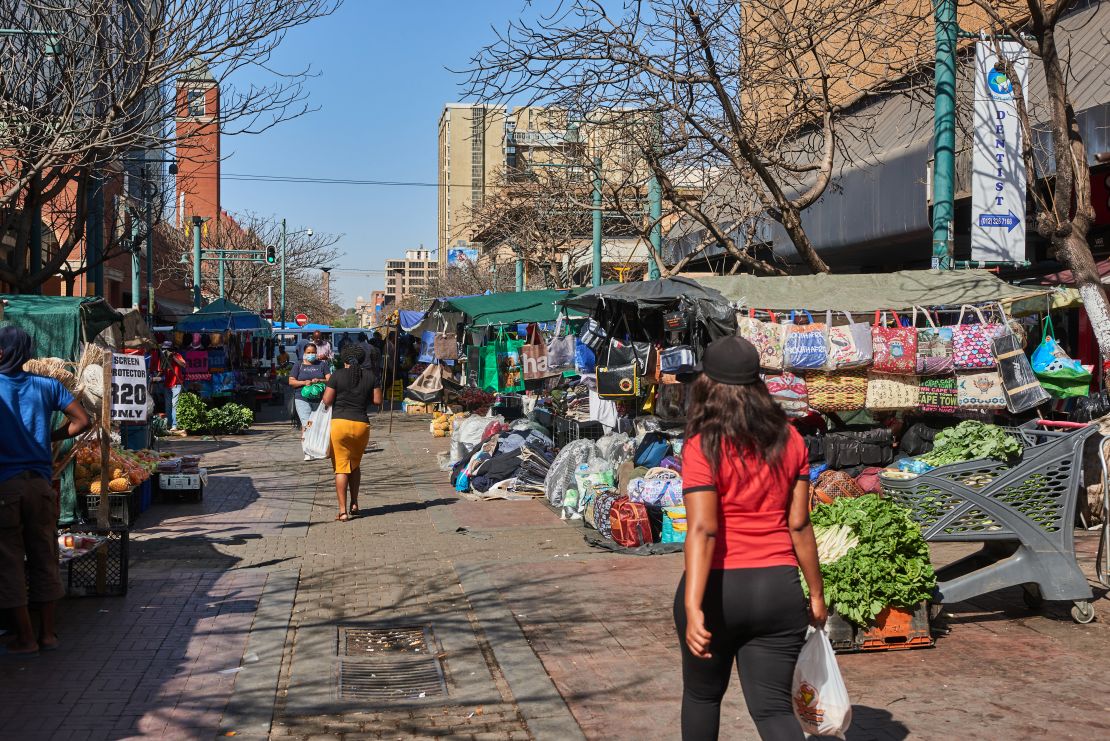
[971,41,1029,263]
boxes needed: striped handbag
[805,369,868,412]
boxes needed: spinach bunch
[810,494,937,626]
[919,421,1022,467]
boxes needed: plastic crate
[65,528,129,597]
[825,612,859,654]
[493,394,524,422]
[83,492,136,527]
[857,602,933,651]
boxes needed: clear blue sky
[220,1,509,308]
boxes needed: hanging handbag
[433,329,459,360]
[993,332,1051,413]
[596,364,640,399]
[660,345,696,374]
[914,307,955,375]
[956,369,1007,409]
[521,324,556,380]
[578,317,608,352]
[865,371,920,411]
[824,310,872,369]
[1031,314,1091,398]
[763,372,810,418]
[663,311,688,332]
[738,309,786,371]
[952,304,1004,369]
[804,369,867,413]
[918,376,958,413]
[418,329,437,363]
[871,310,917,374]
[784,310,828,370]
[545,314,576,374]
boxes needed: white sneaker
[304,454,311,461]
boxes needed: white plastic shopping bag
[302,404,333,460]
[792,627,852,739]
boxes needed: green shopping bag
[1031,315,1091,399]
[479,330,525,392]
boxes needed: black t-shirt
[326,367,377,423]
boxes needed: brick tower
[175,61,220,226]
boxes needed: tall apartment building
[384,248,433,304]
[437,104,599,272]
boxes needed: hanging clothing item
[589,390,620,432]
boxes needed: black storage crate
[65,528,129,597]
[493,394,524,422]
[82,491,138,527]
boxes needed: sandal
[335,512,349,522]
[349,504,359,516]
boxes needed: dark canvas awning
[175,298,271,335]
[434,289,587,327]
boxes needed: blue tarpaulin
[398,310,425,332]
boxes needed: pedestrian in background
[288,343,331,459]
[159,340,186,431]
[676,336,825,741]
[0,326,91,655]
[321,344,382,521]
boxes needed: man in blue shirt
[0,326,91,655]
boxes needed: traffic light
[265,245,276,264]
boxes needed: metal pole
[280,218,287,330]
[88,172,104,297]
[648,175,662,280]
[931,0,957,270]
[218,251,225,298]
[130,212,140,308]
[29,173,41,294]
[145,199,154,319]
[515,249,524,292]
[592,157,603,287]
[191,215,202,310]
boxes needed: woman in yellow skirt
[321,345,382,521]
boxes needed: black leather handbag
[824,426,894,469]
[597,365,640,399]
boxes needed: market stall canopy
[695,270,1046,312]
[175,298,272,336]
[0,294,122,360]
[564,276,730,312]
[399,310,425,332]
[437,289,588,327]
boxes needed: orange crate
[858,602,933,651]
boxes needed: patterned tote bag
[738,309,785,371]
[871,310,917,374]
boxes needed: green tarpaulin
[695,270,1047,312]
[439,289,587,327]
[175,298,271,335]
[0,294,122,360]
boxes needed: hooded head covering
[0,325,34,375]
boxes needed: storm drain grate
[337,625,447,701]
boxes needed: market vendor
[0,325,91,655]
[297,330,333,362]
[289,343,331,456]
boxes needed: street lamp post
[191,216,203,310]
[931,0,957,270]
[592,157,603,287]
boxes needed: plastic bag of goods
[791,628,852,739]
[451,414,505,464]
[543,439,599,507]
[574,458,615,502]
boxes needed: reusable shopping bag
[300,381,326,402]
[956,369,1007,409]
[433,330,459,360]
[738,309,786,371]
[578,317,608,352]
[952,305,1004,369]
[406,363,446,402]
[521,325,555,381]
[302,404,333,460]
[763,372,810,418]
[805,369,867,412]
[865,371,920,411]
[496,333,525,392]
[784,310,828,370]
[871,310,917,374]
[824,310,872,369]
[993,332,1051,413]
[1031,314,1091,399]
[918,376,958,413]
[545,315,576,374]
[792,628,852,740]
[418,330,437,363]
[914,307,955,375]
[575,339,597,374]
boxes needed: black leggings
[673,566,809,741]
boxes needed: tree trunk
[1057,231,1110,362]
[780,208,831,274]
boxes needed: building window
[187,90,205,117]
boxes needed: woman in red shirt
[675,336,826,740]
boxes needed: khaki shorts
[0,473,64,608]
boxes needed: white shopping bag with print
[302,404,333,460]
[792,627,852,739]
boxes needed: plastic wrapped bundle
[596,433,636,468]
[544,439,599,507]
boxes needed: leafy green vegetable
[174,392,253,435]
[809,494,937,626]
[918,421,1022,467]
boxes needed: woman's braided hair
[341,343,366,386]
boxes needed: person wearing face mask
[289,343,331,459]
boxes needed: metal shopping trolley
[882,420,1101,623]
